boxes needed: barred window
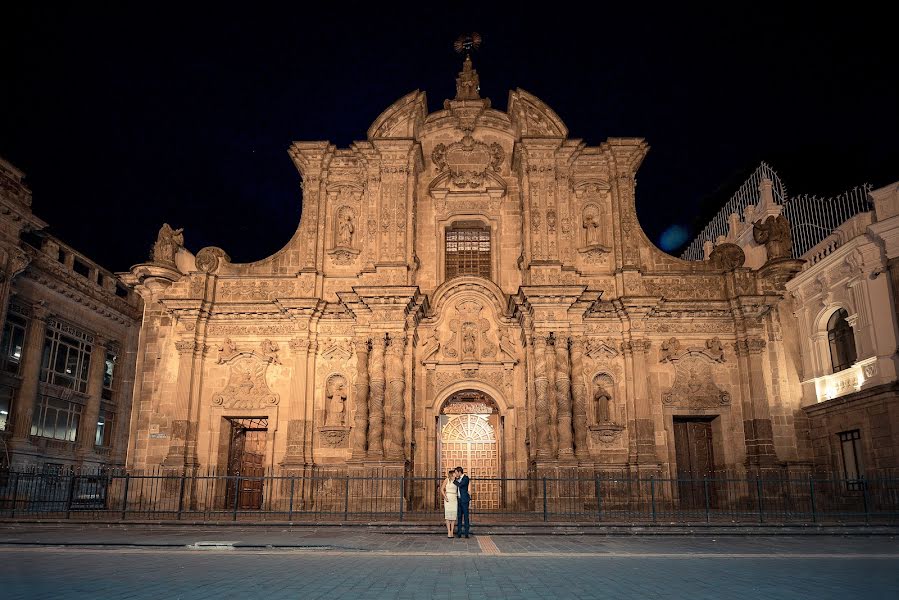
[40,319,93,393]
[0,384,13,431]
[30,395,82,442]
[838,429,863,491]
[0,313,27,375]
[445,222,491,280]
[827,309,857,373]
[95,409,115,447]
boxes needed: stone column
[532,335,552,459]
[11,303,50,440]
[367,334,386,458]
[163,339,199,467]
[738,337,778,467]
[554,335,575,459]
[569,337,589,459]
[624,337,657,465]
[0,244,30,343]
[544,335,558,457]
[384,334,406,461]
[283,338,310,467]
[349,337,369,460]
[77,336,109,456]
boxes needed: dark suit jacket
[454,475,471,503]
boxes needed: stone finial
[455,55,481,100]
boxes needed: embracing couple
[441,466,471,538]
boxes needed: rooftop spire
[453,33,482,100]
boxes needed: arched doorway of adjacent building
[437,390,501,510]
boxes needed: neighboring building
[685,167,899,478]
[122,57,814,511]
[0,157,142,471]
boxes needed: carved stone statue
[260,339,281,364]
[325,375,348,426]
[753,214,792,261]
[337,212,354,247]
[462,321,477,356]
[455,55,480,100]
[583,211,601,246]
[217,338,238,364]
[593,384,612,423]
[151,223,184,265]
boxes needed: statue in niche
[753,214,793,260]
[583,209,601,246]
[593,383,613,423]
[462,321,477,357]
[151,223,184,265]
[337,211,354,247]
[325,375,348,426]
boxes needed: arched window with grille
[445,221,491,281]
[827,308,857,373]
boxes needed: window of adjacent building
[30,395,82,442]
[95,409,115,447]
[827,309,857,373]
[102,350,117,400]
[0,313,27,375]
[445,222,491,280]
[39,319,93,393]
[838,429,864,491]
[0,385,13,431]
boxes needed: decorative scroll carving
[195,246,229,274]
[216,279,312,301]
[709,243,745,271]
[319,427,350,448]
[434,368,504,393]
[443,402,493,414]
[212,355,279,408]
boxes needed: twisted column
[367,334,387,458]
[350,337,370,460]
[569,337,589,459]
[532,335,552,459]
[384,334,406,461]
[555,335,575,458]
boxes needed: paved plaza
[0,526,897,599]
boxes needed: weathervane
[454,32,482,57]
[453,33,482,100]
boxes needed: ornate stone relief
[195,246,230,274]
[659,337,726,363]
[216,279,312,302]
[432,134,504,189]
[212,353,280,409]
[434,367,504,394]
[662,356,731,408]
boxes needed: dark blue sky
[2,4,896,271]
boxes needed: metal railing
[680,161,873,262]
[1,469,896,525]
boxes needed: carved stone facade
[0,157,142,470]
[121,58,821,485]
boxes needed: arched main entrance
[438,390,500,510]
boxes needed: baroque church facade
[123,58,811,496]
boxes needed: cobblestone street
[1,526,896,599]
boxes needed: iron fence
[0,469,896,525]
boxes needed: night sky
[3,5,896,273]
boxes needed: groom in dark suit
[454,466,471,538]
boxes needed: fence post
[65,472,78,519]
[288,477,295,521]
[809,475,816,524]
[232,475,241,522]
[542,477,548,522]
[398,476,405,522]
[177,472,186,520]
[861,476,870,525]
[121,474,130,521]
[650,476,656,523]
[703,476,710,524]
[9,473,19,518]
[594,475,602,522]
[344,475,350,521]
[756,476,764,524]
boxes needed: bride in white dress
[442,469,458,538]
